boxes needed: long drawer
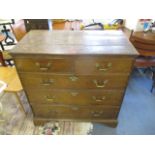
[14,56,133,74]
[20,73,129,89]
[26,89,123,106]
[32,105,119,119]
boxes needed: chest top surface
[11,30,138,55]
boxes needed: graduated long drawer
[32,105,119,119]
[19,73,129,89]
[26,89,124,106]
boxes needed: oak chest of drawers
[11,30,138,127]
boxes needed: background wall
[125,19,139,30]
[125,19,155,31]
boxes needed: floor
[92,69,155,135]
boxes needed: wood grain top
[11,30,138,55]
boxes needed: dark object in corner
[24,19,49,32]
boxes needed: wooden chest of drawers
[11,30,138,127]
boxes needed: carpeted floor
[0,68,155,135]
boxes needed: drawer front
[14,57,74,73]
[14,56,133,74]
[32,105,119,119]
[26,89,123,106]
[20,73,129,89]
[75,56,133,75]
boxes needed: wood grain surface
[11,30,138,56]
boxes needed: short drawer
[32,105,119,119]
[14,57,74,73]
[20,73,129,90]
[75,56,133,75]
[26,89,123,106]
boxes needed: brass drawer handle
[96,62,112,71]
[91,111,103,117]
[46,95,55,102]
[35,62,52,71]
[71,106,79,111]
[70,92,79,96]
[48,110,57,115]
[69,76,78,82]
[41,79,54,86]
[92,96,106,102]
[93,80,108,88]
